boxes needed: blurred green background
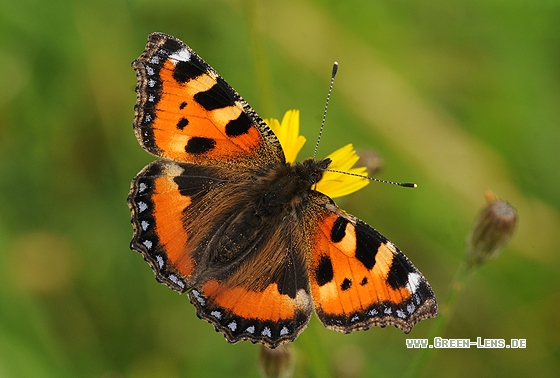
[1,0,559,377]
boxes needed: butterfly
[128,32,437,348]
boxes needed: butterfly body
[129,33,437,348]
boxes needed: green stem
[404,260,475,378]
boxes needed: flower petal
[265,110,306,163]
[315,144,370,198]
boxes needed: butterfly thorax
[258,158,332,214]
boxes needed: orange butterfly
[128,33,437,348]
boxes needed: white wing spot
[142,240,152,249]
[168,274,185,289]
[397,310,406,319]
[169,47,191,62]
[210,311,222,320]
[149,56,160,64]
[228,321,237,331]
[144,113,152,123]
[191,290,206,306]
[351,315,359,323]
[384,307,392,315]
[280,326,289,336]
[138,201,148,213]
[138,182,147,192]
[148,94,155,102]
[146,66,154,75]
[156,255,164,269]
[407,303,416,314]
[148,79,156,87]
[407,272,422,294]
[141,220,149,231]
[245,325,255,334]
[261,327,272,337]
[368,308,378,316]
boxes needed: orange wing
[128,160,225,290]
[128,159,314,348]
[188,267,313,348]
[132,32,284,167]
[306,194,437,333]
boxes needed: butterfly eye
[307,158,329,184]
[310,172,321,184]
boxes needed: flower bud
[466,191,518,268]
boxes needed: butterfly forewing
[132,32,284,167]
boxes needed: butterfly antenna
[313,62,338,159]
[315,63,416,189]
[327,169,417,188]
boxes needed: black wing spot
[177,117,189,130]
[179,101,187,109]
[194,83,235,111]
[185,137,216,155]
[173,164,224,197]
[331,216,349,243]
[316,256,334,286]
[355,222,382,270]
[161,38,183,54]
[360,277,368,286]
[340,278,352,291]
[173,60,203,83]
[225,112,252,137]
[387,255,416,290]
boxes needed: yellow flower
[265,110,369,199]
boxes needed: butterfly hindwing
[129,159,314,348]
[132,32,284,167]
[306,194,437,333]
[128,159,232,290]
